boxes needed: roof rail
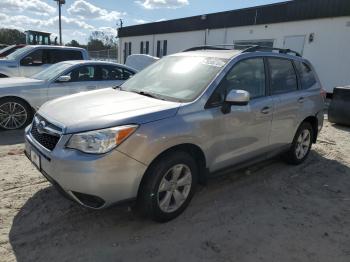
[242,45,302,57]
[183,44,302,57]
[183,45,230,52]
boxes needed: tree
[0,28,26,45]
[65,39,81,47]
[87,30,117,50]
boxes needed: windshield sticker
[201,58,226,68]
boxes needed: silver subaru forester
[25,47,324,222]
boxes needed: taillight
[320,88,327,100]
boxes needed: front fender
[117,115,206,166]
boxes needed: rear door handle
[261,106,271,114]
[298,97,305,103]
[87,86,96,90]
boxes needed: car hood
[0,77,44,88]
[38,88,181,134]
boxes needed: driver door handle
[298,97,305,103]
[261,106,271,114]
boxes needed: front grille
[30,117,61,151]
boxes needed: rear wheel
[284,122,313,165]
[0,98,32,130]
[138,151,198,222]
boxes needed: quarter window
[295,61,317,89]
[209,58,266,106]
[268,58,298,94]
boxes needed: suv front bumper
[24,125,147,209]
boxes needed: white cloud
[0,11,95,44]
[135,0,189,9]
[0,0,56,16]
[134,19,149,24]
[68,0,125,21]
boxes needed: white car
[0,60,137,130]
[0,45,89,78]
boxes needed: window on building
[233,39,274,50]
[156,40,161,57]
[268,58,298,95]
[163,40,167,56]
[294,61,317,89]
[145,41,149,54]
[124,42,132,63]
[156,40,168,58]
[140,41,144,54]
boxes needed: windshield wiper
[130,90,165,100]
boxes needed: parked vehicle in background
[0,45,89,78]
[0,60,136,130]
[125,54,159,71]
[24,46,324,222]
[0,44,26,58]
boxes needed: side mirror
[21,56,33,66]
[222,89,250,114]
[57,75,71,82]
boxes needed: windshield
[121,55,228,102]
[6,46,33,60]
[0,45,14,54]
[32,62,72,80]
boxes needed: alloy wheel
[157,164,192,213]
[295,129,311,159]
[0,102,28,130]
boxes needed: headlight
[66,125,138,154]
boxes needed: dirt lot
[0,118,349,262]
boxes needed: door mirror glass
[57,75,71,82]
[225,89,250,105]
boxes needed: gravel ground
[0,119,349,262]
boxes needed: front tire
[0,98,32,130]
[284,122,314,165]
[138,151,198,222]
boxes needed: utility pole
[54,0,66,45]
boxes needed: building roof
[118,0,350,38]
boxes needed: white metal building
[118,0,350,93]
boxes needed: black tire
[137,151,198,222]
[284,122,314,165]
[0,97,33,130]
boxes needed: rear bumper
[24,125,147,209]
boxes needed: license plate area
[30,149,41,170]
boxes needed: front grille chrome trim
[30,115,63,151]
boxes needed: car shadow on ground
[8,151,350,262]
[0,129,25,145]
[331,123,350,132]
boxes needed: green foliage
[87,31,117,51]
[0,28,26,45]
[65,39,81,47]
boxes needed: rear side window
[48,49,83,64]
[268,58,298,95]
[295,61,317,89]
[99,65,135,81]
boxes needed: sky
[0,0,288,44]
